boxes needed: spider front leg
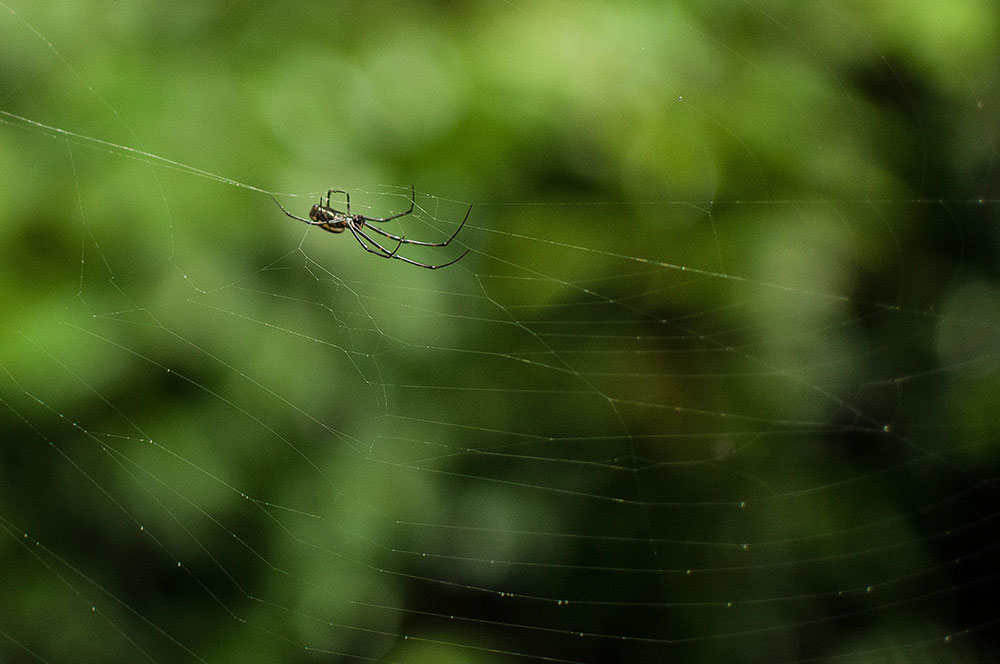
[359,184,416,223]
[365,203,472,247]
[326,189,350,213]
[346,223,403,259]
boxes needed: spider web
[2,2,999,663]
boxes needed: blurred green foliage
[1,1,999,662]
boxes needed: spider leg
[388,247,471,270]
[346,223,403,259]
[356,184,415,223]
[270,195,321,225]
[352,215,469,269]
[327,189,350,214]
[364,203,472,247]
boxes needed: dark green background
[2,1,999,662]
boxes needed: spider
[271,185,470,269]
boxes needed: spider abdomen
[309,206,348,233]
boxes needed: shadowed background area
[1,1,999,662]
